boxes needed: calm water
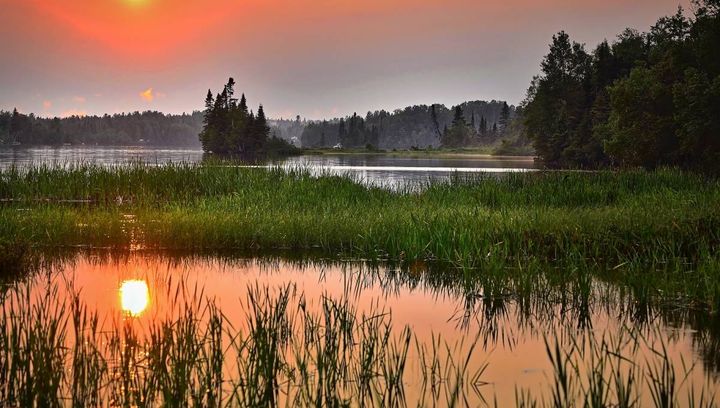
[7,252,718,406]
[0,146,537,188]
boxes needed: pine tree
[9,108,21,144]
[198,78,279,155]
[239,94,247,114]
[338,119,346,146]
[499,102,511,132]
[430,105,442,139]
[253,104,270,149]
[442,106,473,148]
[200,90,215,152]
[452,106,466,126]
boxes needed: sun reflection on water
[120,280,149,316]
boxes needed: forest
[523,0,720,172]
[0,109,203,147]
[298,100,521,150]
[0,99,528,152]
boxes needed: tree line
[0,109,203,147]
[300,100,517,150]
[523,0,720,172]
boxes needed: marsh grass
[1,269,718,407]
[0,277,489,407]
[1,163,719,307]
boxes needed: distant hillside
[1,100,528,151]
[298,101,515,149]
[0,110,204,147]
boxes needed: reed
[1,163,719,306]
[1,274,717,407]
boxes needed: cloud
[72,96,87,103]
[60,109,87,118]
[140,87,154,102]
[43,100,52,110]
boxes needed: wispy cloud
[140,87,154,102]
[73,96,87,103]
[60,109,87,118]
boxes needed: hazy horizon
[1,0,691,120]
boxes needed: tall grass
[1,164,719,304]
[1,272,717,407]
[0,278,487,407]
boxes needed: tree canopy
[0,110,203,147]
[199,78,274,155]
[523,0,720,172]
[300,100,514,150]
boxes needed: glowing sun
[120,280,150,316]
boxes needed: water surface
[0,146,537,188]
[6,251,717,406]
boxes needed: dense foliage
[0,96,525,152]
[300,100,514,149]
[199,78,294,155]
[524,0,720,172]
[0,109,203,147]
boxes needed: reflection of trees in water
[8,248,720,376]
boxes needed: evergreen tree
[9,108,21,143]
[479,116,488,136]
[253,104,270,149]
[198,78,284,155]
[338,119,347,146]
[452,106,466,126]
[442,106,473,148]
[239,94,248,114]
[523,31,595,168]
[499,102,510,132]
[430,104,442,139]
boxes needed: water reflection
[120,279,149,316]
[0,146,538,188]
[2,250,718,405]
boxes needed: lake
[0,146,537,188]
[3,147,717,406]
[4,251,718,406]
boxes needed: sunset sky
[0,0,690,119]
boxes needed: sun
[120,280,150,316]
[123,0,149,7]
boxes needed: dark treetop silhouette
[523,0,720,172]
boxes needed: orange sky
[0,0,691,118]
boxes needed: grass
[1,163,719,307]
[0,278,486,407]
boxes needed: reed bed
[1,163,719,307]
[0,272,717,407]
[0,278,487,407]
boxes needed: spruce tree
[499,102,510,132]
[430,104,442,139]
[198,78,276,155]
[338,119,347,146]
[254,104,270,149]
